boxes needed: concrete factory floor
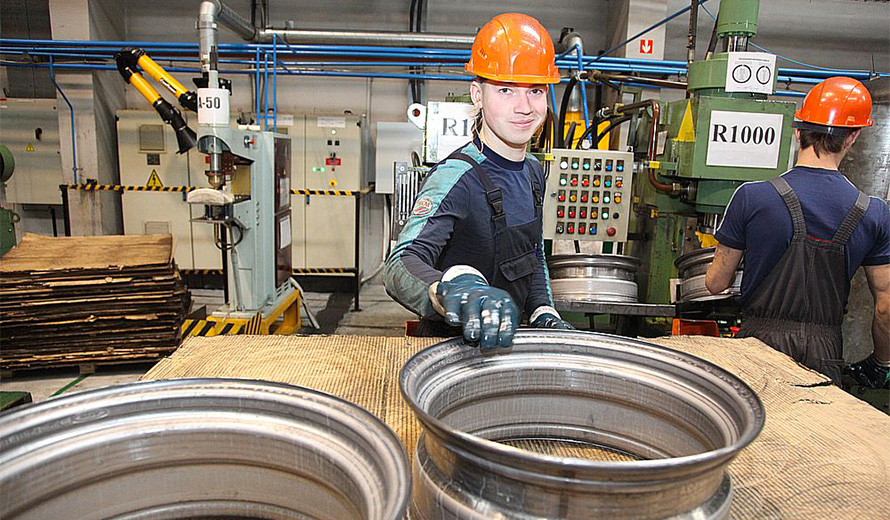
[0,283,416,405]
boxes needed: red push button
[606,227,616,237]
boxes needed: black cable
[594,115,632,148]
[556,77,577,148]
[416,0,424,33]
[564,121,578,150]
[705,9,720,58]
[573,111,636,149]
[574,116,602,149]
[409,0,417,32]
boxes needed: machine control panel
[543,148,634,242]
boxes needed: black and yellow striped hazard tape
[244,312,264,335]
[181,269,225,275]
[66,183,196,193]
[292,267,357,274]
[180,267,356,275]
[180,318,243,338]
[65,184,373,197]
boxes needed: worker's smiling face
[472,79,548,151]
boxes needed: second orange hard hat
[795,76,873,129]
[465,13,561,84]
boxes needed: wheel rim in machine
[0,378,411,520]
[675,248,743,302]
[547,254,640,302]
[400,330,765,520]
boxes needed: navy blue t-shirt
[715,166,890,306]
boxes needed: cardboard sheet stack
[0,234,189,370]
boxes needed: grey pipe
[257,28,475,48]
[562,31,585,113]
[199,0,256,73]
[201,0,475,50]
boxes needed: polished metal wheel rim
[0,378,410,520]
[400,331,764,520]
[548,254,640,302]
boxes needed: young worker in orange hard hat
[706,77,890,387]
[385,13,574,352]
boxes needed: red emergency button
[606,227,616,237]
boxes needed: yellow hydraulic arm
[115,48,197,154]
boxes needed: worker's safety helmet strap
[794,76,873,132]
[465,13,561,85]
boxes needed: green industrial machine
[628,0,798,304]
[0,143,18,257]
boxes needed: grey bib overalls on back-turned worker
[416,152,544,338]
[737,176,870,382]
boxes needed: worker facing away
[384,13,573,352]
[706,76,890,387]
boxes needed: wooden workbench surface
[144,334,890,519]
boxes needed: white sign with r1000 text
[706,110,784,170]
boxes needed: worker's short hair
[797,127,852,158]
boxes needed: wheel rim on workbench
[400,330,765,520]
[675,247,743,302]
[547,254,641,303]
[0,378,411,520]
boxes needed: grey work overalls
[736,176,870,382]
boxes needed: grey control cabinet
[543,149,634,242]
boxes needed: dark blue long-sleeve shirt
[384,141,553,317]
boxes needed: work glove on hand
[843,354,890,389]
[433,267,518,352]
[529,305,575,330]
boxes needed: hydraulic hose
[556,77,578,148]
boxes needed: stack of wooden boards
[1,234,189,370]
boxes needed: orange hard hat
[795,76,873,130]
[465,13,561,84]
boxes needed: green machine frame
[628,0,798,304]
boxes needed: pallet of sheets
[0,233,189,371]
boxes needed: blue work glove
[843,354,890,389]
[529,306,575,330]
[434,268,518,352]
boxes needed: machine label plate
[317,117,346,128]
[706,110,783,169]
[425,101,475,163]
[197,88,230,126]
[725,52,776,95]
